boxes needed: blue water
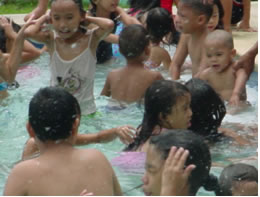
[0,52,258,195]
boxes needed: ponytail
[202,174,220,195]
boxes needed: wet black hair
[89,0,117,21]
[213,0,224,29]
[128,0,160,15]
[180,0,214,22]
[125,80,190,151]
[119,24,150,59]
[217,163,258,196]
[186,78,226,142]
[150,130,220,195]
[50,0,86,15]
[146,7,174,43]
[50,0,87,29]
[29,87,81,142]
[0,18,21,53]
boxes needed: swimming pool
[0,50,258,195]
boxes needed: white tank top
[50,29,97,115]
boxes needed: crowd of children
[1,0,258,195]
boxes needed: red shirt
[160,0,174,14]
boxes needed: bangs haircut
[119,24,150,59]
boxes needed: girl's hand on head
[115,125,136,145]
[160,147,196,196]
[0,16,15,38]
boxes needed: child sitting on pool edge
[199,29,249,114]
[4,87,122,195]
[101,24,163,104]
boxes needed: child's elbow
[106,20,115,32]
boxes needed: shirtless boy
[4,87,122,196]
[199,30,248,108]
[169,0,213,79]
[101,24,163,103]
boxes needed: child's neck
[61,29,84,44]
[191,26,208,39]
[96,7,111,18]
[126,58,146,67]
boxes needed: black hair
[213,0,224,29]
[29,87,81,142]
[146,7,174,43]
[119,24,150,59]
[150,130,220,195]
[180,0,214,22]
[185,79,226,142]
[89,0,118,22]
[125,80,190,151]
[50,0,87,30]
[0,18,21,53]
[127,0,160,15]
[217,163,258,196]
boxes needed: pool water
[0,51,258,195]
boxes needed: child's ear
[231,49,236,58]
[26,122,35,138]
[71,116,80,136]
[197,15,207,26]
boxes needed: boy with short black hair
[4,87,122,196]
[101,24,163,103]
[169,0,213,79]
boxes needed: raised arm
[1,17,35,83]
[115,6,141,26]
[169,34,189,80]
[24,0,49,21]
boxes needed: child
[101,24,163,103]
[199,30,249,110]
[207,0,224,31]
[0,16,44,64]
[4,86,122,195]
[143,130,220,195]
[24,0,114,115]
[145,7,173,69]
[217,163,258,196]
[0,17,34,100]
[125,80,192,152]
[89,0,140,64]
[169,0,213,79]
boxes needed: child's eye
[216,53,222,56]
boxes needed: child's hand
[160,147,196,196]
[80,189,93,196]
[17,15,36,39]
[115,125,136,145]
[0,16,15,38]
[228,94,240,106]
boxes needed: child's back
[145,7,173,69]
[101,24,163,103]
[4,87,122,195]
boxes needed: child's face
[93,0,119,13]
[205,40,235,73]
[163,93,192,129]
[175,2,200,33]
[50,0,84,39]
[232,181,258,196]
[142,144,164,196]
[207,5,219,31]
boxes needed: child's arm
[1,18,35,83]
[103,34,119,44]
[228,68,248,106]
[24,0,49,21]
[169,34,189,80]
[218,127,250,146]
[101,73,112,97]
[76,126,136,145]
[85,16,114,43]
[115,6,141,26]
[162,49,172,69]
[24,14,53,45]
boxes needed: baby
[199,29,249,113]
